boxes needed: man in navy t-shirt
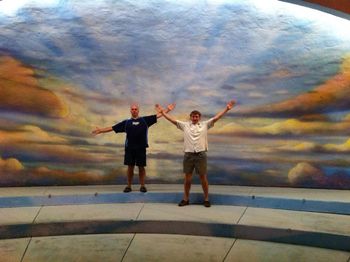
[92,103,175,193]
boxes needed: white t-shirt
[176,118,215,153]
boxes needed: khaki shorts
[183,152,207,175]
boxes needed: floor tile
[0,238,30,262]
[225,239,350,262]
[0,207,41,225]
[34,203,143,223]
[22,234,133,262]
[124,234,234,262]
[240,207,350,235]
[138,203,246,224]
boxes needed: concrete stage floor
[0,184,349,262]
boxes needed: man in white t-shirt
[156,100,235,207]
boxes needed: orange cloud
[323,138,350,153]
[278,142,319,152]
[288,162,325,185]
[0,125,67,144]
[0,124,115,164]
[287,162,350,189]
[3,142,113,164]
[212,118,350,137]
[0,56,68,117]
[0,155,126,186]
[0,156,24,172]
[30,166,102,184]
[241,54,350,117]
[276,136,350,153]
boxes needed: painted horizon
[1,0,350,188]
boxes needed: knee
[185,174,192,182]
[200,175,208,182]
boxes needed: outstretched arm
[155,104,178,126]
[212,100,236,123]
[156,103,176,118]
[92,126,113,136]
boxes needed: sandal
[178,200,189,206]
[123,186,132,193]
[204,200,211,208]
[140,186,147,193]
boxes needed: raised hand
[155,104,164,113]
[167,103,176,112]
[226,100,236,110]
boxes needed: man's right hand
[226,100,236,110]
[92,127,100,135]
[155,104,164,114]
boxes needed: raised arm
[212,100,236,123]
[156,103,176,118]
[155,104,178,126]
[92,126,113,136]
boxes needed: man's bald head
[130,104,140,118]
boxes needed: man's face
[130,105,139,118]
[190,113,201,124]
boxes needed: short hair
[190,110,201,117]
[130,103,139,109]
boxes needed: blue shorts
[124,147,146,167]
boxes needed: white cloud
[0,0,60,16]
[235,83,257,90]
[275,89,289,95]
[248,92,266,98]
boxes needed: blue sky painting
[1,0,350,188]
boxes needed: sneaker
[140,186,147,193]
[178,200,189,207]
[204,200,211,208]
[123,186,132,193]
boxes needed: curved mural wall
[1,0,350,188]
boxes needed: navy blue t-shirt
[112,115,157,149]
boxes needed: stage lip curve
[0,220,349,251]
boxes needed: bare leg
[183,173,192,201]
[138,166,146,186]
[127,165,135,187]
[199,174,209,201]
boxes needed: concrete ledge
[0,192,349,215]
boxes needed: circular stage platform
[0,185,349,261]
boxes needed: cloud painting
[1,0,350,188]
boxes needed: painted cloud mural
[1,0,350,188]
